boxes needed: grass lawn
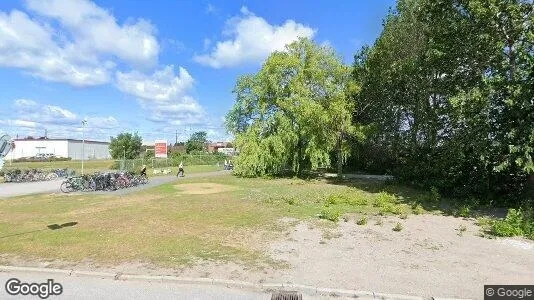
[1,160,221,178]
[0,175,442,268]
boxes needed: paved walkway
[0,179,64,198]
[0,171,230,199]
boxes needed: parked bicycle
[3,168,73,183]
[60,171,148,193]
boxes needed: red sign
[154,140,167,158]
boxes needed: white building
[8,138,111,160]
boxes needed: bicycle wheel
[46,173,59,181]
[60,181,72,193]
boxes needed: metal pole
[81,120,87,175]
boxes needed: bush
[13,157,72,162]
[491,209,526,237]
[356,217,368,225]
[373,192,397,207]
[456,205,471,218]
[319,208,341,222]
[325,192,368,207]
[392,222,403,232]
[379,203,403,215]
[412,204,424,215]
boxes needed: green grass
[0,174,445,268]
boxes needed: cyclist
[140,165,147,177]
[177,161,185,177]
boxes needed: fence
[114,154,231,171]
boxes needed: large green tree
[185,131,208,153]
[226,38,355,177]
[109,132,142,159]
[350,0,533,204]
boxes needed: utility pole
[175,130,178,146]
[81,120,87,175]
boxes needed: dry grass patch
[174,183,239,195]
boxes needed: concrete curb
[0,265,461,299]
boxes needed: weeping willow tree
[226,38,355,177]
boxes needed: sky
[0,0,395,145]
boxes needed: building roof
[14,138,109,145]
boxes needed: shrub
[356,217,368,225]
[283,196,299,206]
[412,204,424,215]
[457,225,467,236]
[373,192,397,207]
[491,209,525,237]
[392,222,403,232]
[456,205,471,218]
[325,193,348,205]
[379,203,403,215]
[430,186,441,203]
[0,170,4,177]
[319,208,341,222]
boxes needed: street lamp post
[122,145,126,170]
[81,120,87,175]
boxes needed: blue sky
[0,0,394,144]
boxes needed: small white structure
[8,138,111,160]
[217,147,237,156]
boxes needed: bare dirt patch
[174,183,238,195]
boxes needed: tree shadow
[0,221,78,239]
[323,177,508,218]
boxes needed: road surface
[0,270,271,300]
[0,171,230,199]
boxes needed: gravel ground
[174,215,534,299]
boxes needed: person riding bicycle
[177,161,184,177]
[140,165,147,177]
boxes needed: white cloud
[0,10,111,86]
[26,0,159,65]
[4,99,121,141]
[0,0,160,87]
[116,66,205,126]
[116,65,194,101]
[194,6,316,68]
[206,3,217,14]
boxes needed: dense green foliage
[491,209,534,239]
[349,0,533,205]
[226,38,356,177]
[109,132,142,159]
[185,131,208,153]
[225,0,532,207]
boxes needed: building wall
[9,140,69,159]
[67,141,110,160]
[7,140,110,160]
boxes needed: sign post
[154,140,168,159]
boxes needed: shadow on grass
[0,221,78,239]
[323,177,509,219]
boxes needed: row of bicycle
[60,171,148,193]
[3,168,74,183]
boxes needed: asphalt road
[0,271,271,300]
[0,171,230,199]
